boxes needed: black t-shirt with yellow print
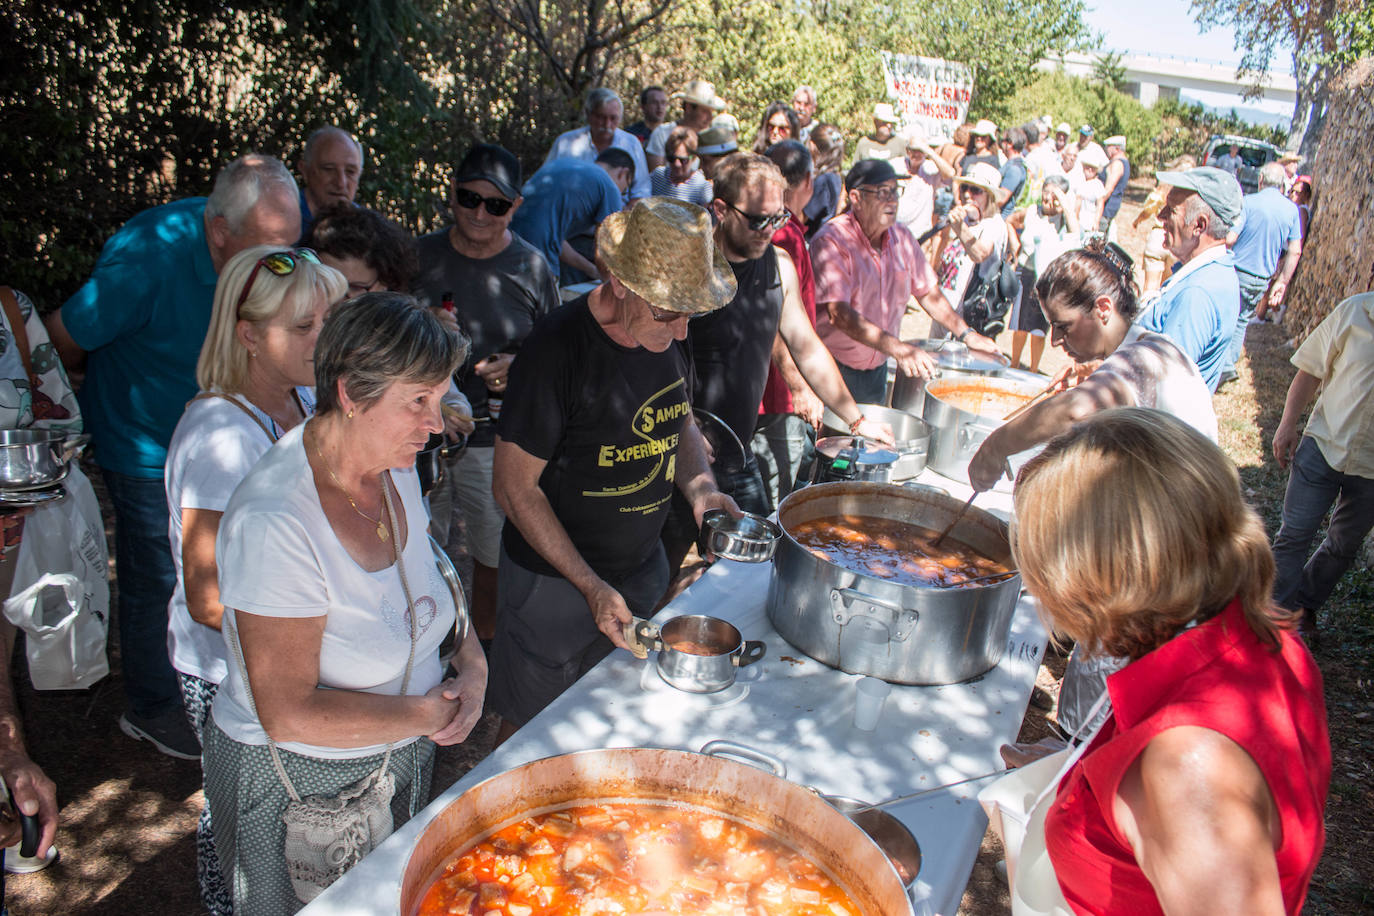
[498,295,694,583]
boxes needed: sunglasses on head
[722,200,789,232]
[454,187,515,216]
[235,248,320,314]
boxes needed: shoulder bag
[223,471,418,903]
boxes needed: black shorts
[487,544,669,727]
[1011,265,1048,334]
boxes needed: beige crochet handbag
[224,472,419,903]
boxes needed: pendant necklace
[313,432,389,542]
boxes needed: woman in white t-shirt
[939,162,1009,313]
[968,241,1217,493]
[204,293,487,915]
[165,245,344,915]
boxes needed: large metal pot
[0,429,88,490]
[889,339,1009,415]
[922,376,1044,487]
[819,403,930,481]
[399,747,914,915]
[767,481,1021,685]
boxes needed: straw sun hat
[596,198,737,316]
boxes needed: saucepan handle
[700,740,787,778]
[56,433,91,463]
[734,640,766,668]
[622,617,662,660]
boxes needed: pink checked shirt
[812,212,938,370]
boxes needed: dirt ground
[6,178,1371,914]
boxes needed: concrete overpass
[1037,51,1296,108]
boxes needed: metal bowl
[822,796,923,890]
[702,510,781,563]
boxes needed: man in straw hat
[646,79,726,170]
[489,197,741,735]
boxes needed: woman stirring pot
[1007,409,1329,914]
[967,241,1217,495]
[165,245,345,914]
[204,293,487,915]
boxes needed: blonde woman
[1010,409,1329,914]
[165,245,345,913]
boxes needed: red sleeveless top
[1045,600,1330,915]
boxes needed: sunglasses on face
[667,153,695,166]
[723,200,789,232]
[647,303,692,323]
[454,187,515,216]
[235,248,320,314]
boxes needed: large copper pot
[399,747,914,915]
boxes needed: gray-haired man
[46,153,301,759]
[296,125,363,237]
[545,87,651,201]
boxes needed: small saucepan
[0,429,89,490]
[626,614,766,693]
[415,432,467,497]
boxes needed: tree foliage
[4,0,1090,308]
[1002,70,1162,167]
[1189,0,1368,156]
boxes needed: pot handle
[830,588,919,642]
[56,433,91,463]
[700,740,787,778]
[733,640,766,668]
[622,617,661,661]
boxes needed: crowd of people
[0,75,1358,916]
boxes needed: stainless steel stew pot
[819,403,931,481]
[889,339,1009,414]
[399,747,914,915]
[921,376,1044,487]
[767,481,1021,684]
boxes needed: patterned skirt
[203,719,435,916]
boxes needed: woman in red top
[1011,408,1330,915]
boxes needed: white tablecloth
[302,471,1047,916]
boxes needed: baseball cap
[1079,147,1109,170]
[873,102,899,124]
[454,144,521,200]
[1079,124,1094,136]
[1155,166,1244,227]
[845,158,899,191]
[1055,122,1071,135]
[971,119,998,138]
[1104,135,1126,147]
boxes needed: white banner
[879,51,975,138]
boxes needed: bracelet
[848,414,867,434]
[956,327,973,343]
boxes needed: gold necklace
[313,432,389,542]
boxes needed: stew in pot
[789,515,1009,587]
[417,801,863,916]
[927,381,1033,418]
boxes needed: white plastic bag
[4,464,110,690]
[4,573,109,689]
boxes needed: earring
[249,350,257,358]
[347,408,354,419]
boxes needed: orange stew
[789,515,1009,587]
[417,802,863,916]
[667,639,725,657]
[927,381,1033,417]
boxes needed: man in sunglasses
[489,198,739,738]
[812,158,1000,404]
[414,144,560,645]
[45,153,301,760]
[645,79,726,171]
[659,154,894,572]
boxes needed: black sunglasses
[648,303,693,323]
[454,187,515,217]
[722,200,789,232]
[235,248,320,314]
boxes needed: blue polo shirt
[61,197,219,478]
[1231,187,1301,278]
[511,159,622,279]
[1138,250,1239,392]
